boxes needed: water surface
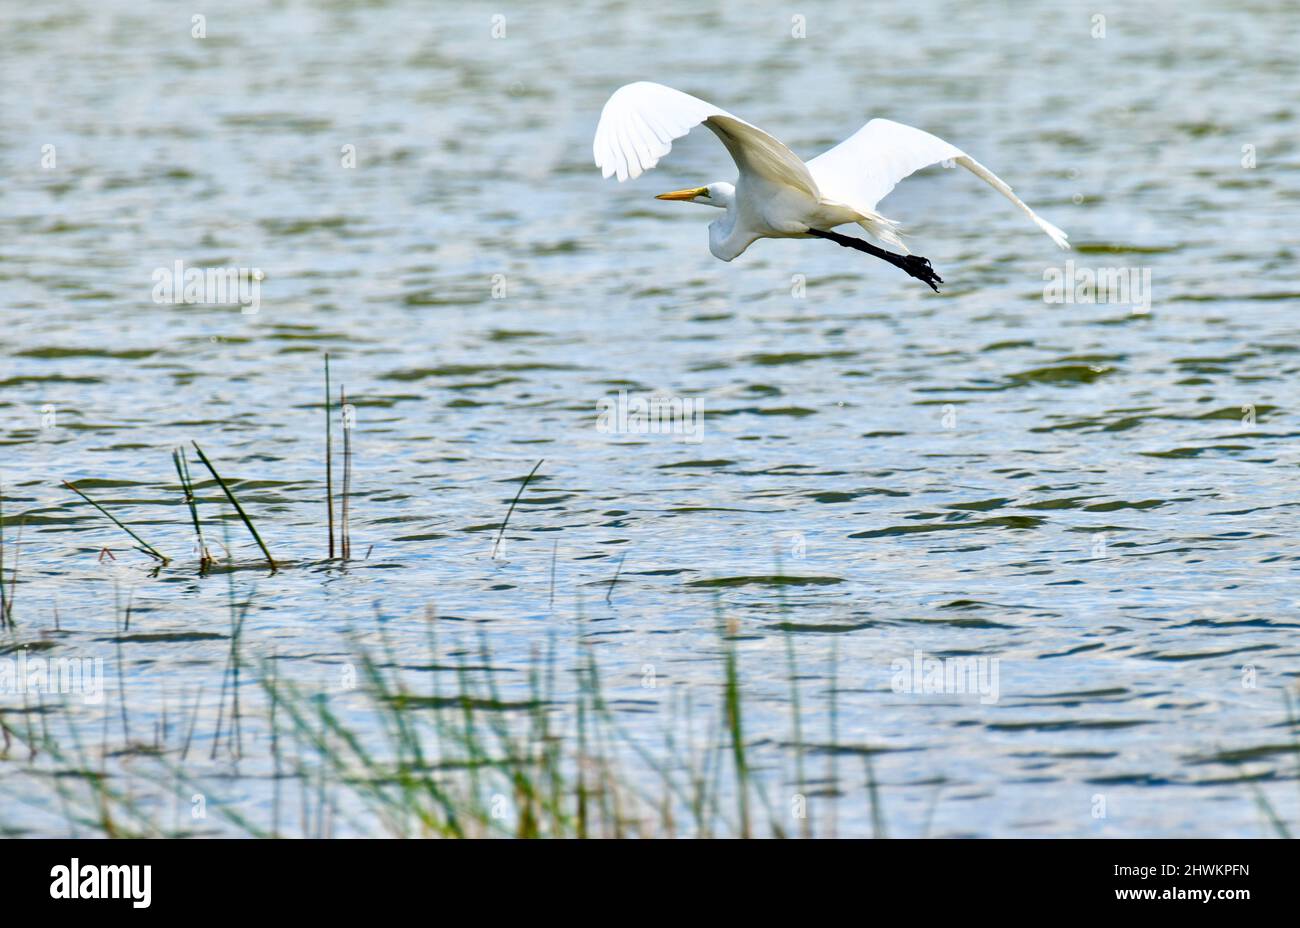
[1,0,1299,836]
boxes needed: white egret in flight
[593,82,1069,292]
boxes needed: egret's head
[655,182,733,208]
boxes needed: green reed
[2,596,882,839]
[339,385,352,560]
[62,480,170,564]
[171,448,212,571]
[325,353,336,560]
[190,442,276,570]
[492,459,543,559]
[0,482,15,627]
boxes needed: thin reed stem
[172,448,211,571]
[62,480,169,564]
[340,387,352,560]
[492,459,543,559]
[325,354,335,560]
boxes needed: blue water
[1,0,1298,836]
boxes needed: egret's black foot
[893,253,943,293]
[804,228,945,292]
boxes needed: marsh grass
[53,443,284,573]
[34,356,418,574]
[0,580,885,838]
[190,442,276,570]
[62,480,170,564]
[171,448,213,572]
[339,385,352,561]
[325,353,336,560]
[209,533,250,762]
[1245,690,1300,839]
[5,587,1299,838]
[0,483,19,627]
[719,612,751,838]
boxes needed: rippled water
[2,1,1299,836]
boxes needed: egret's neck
[708,207,748,261]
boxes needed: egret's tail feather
[857,216,908,253]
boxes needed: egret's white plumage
[593,81,1068,283]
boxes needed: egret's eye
[700,189,711,198]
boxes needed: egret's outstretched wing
[807,119,1069,248]
[593,82,818,197]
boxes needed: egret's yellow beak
[655,186,708,201]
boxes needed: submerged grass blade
[718,610,750,838]
[1245,693,1300,839]
[1248,781,1290,839]
[0,484,18,628]
[189,443,276,570]
[827,638,840,839]
[864,752,887,839]
[62,481,169,564]
[0,483,9,627]
[548,539,558,610]
[605,551,626,604]
[4,519,21,628]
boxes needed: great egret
[593,82,1069,292]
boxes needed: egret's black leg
[805,228,943,292]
